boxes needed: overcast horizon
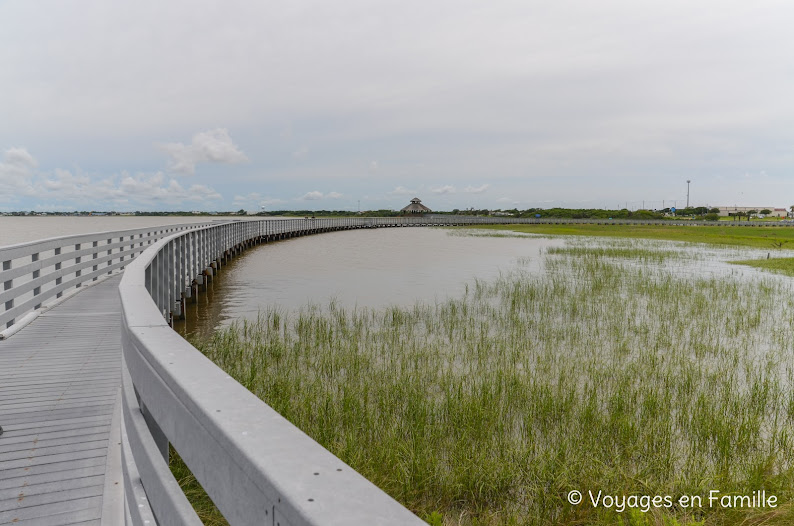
[2,1,793,212]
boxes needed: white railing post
[3,259,12,328]
[166,241,174,324]
[32,252,41,309]
[120,236,126,269]
[190,231,197,288]
[92,240,99,281]
[177,236,185,316]
[55,248,63,297]
[74,243,82,288]
[107,238,113,275]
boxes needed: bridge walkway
[0,276,123,526]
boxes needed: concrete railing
[0,222,213,339]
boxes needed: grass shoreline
[730,257,794,277]
[466,223,794,250]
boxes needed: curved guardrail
[119,217,426,525]
[116,215,794,525]
[0,222,213,339]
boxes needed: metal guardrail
[0,222,213,338]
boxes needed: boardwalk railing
[118,218,425,526]
[0,222,213,339]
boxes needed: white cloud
[160,128,248,175]
[3,147,37,170]
[0,146,223,209]
[463,184,490,194]
[299,190,343,201]
[42,169,90,192]
[70,173,217,205]
[430,185,456,195]
[292,146,309,159]
[116,173,221,203]
[261,197,287,207]
[233,193,287,208]
[0,147,37,198]
[300,191,324,201]
[233,192,261,204]
[743,170,768,179]
[390,186,417,196]
[370,161,379,172]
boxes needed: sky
[1,0,793,212]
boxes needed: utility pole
[686,180,691,208]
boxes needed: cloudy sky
[1,1,792,212]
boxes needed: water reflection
[175,228,563,340]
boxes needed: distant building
[401,197,432,215]
[717,206,786,218]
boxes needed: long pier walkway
[0,276,123,525]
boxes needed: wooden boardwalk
[0,276,123,526]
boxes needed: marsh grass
[730,257,794,277]
[169,447,229,525]
[467,223,794,249]
[545,246,680,264]
[186,243,794,525]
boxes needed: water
[175,228,564,339]
[178,227,794,340]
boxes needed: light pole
[686,180,691,208]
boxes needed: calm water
[175,228,564,339]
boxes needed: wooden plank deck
[0,276,123,525]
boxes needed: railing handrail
[0,221,216,336]
[0,221,226,256]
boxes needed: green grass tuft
[730,257,794,277]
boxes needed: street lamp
[686,180,691,208]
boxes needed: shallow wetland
[177,227,794,525]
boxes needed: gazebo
[400,197,432,215]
